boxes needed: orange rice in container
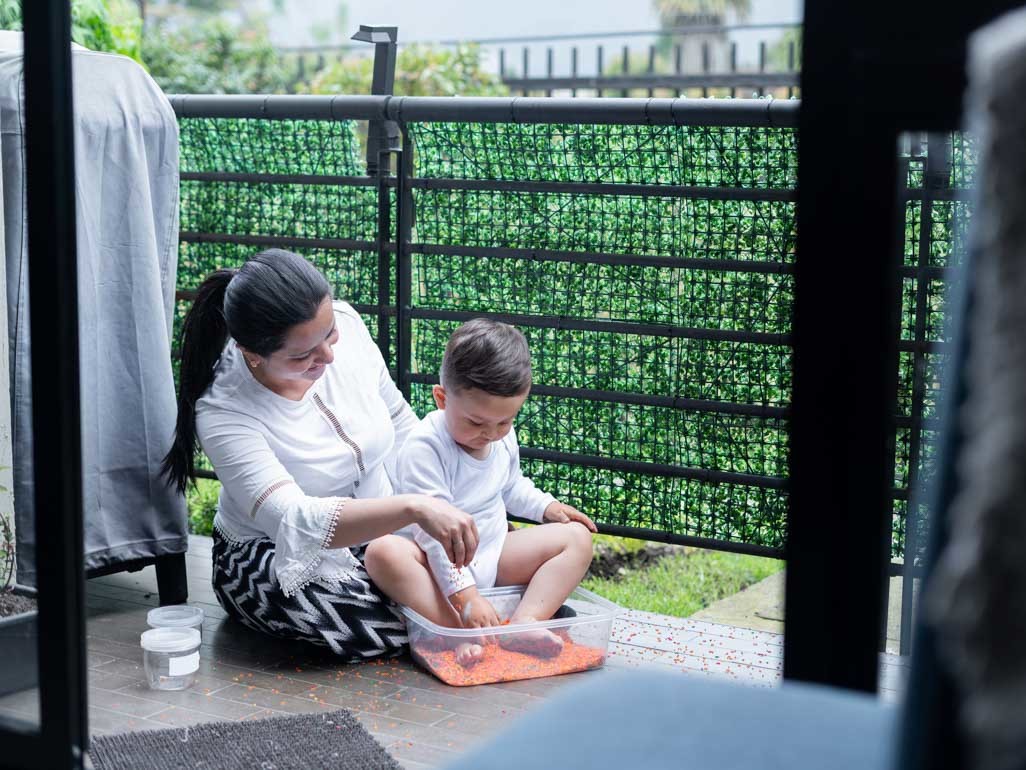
[399,586,621,686]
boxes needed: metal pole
[596,45,604,97]
[376,148,394,365]
[22,0,87,766]
[621,44,629,98]
[396,129,414,400]
[352,25,399,177]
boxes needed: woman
[164,249,479,659]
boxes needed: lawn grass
[583,541,784,618]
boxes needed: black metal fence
[276,22,801,98]
[170,95,963,577]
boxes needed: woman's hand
[411,495,479,568]
[543,500,598,532]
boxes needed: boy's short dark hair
[440,318,532,396]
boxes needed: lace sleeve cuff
[274,495,355,597]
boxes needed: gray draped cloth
[0,37,186,584]
[927,8,1026,770]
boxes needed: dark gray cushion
[445,670,896,770]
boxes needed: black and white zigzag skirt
[211,528,408,660]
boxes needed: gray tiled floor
[0,536,907,768]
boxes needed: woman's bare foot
[499,619,564,658]
[455,641,485,667]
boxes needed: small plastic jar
[147,604,204,643]
[140,627,201,691]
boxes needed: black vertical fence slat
[674,43,682,98]
[570,47,578,97]
[647,44,656,98]
[596,45,604,97]
[758,41,767,98]
[621,44,629,98]
[730,42,737,98]
[701,42,709,98]
[546,47,554,97]
[522,47,529,96]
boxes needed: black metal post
[788,40,796,98]
[596,46,604,97]
[499,48,506,78]
[785,0,903,693]
[376,147,394,363]
[396,130,415,401]
[352,25,398,176]
[22,0,88,766]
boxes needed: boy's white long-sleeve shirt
[394,410,555,597]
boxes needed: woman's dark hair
[162,249,332,493]
[440,318,532,397]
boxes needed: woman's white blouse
[196,301,419,596]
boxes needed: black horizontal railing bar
[409,176,796,201]
[896,338,948,353]
[180,171,381,187]
[408,372,789,418]
[503,73,800,90]
[179,231,379,253]
[895,414,941,430]
[173,287,388,317]
[171,95,801,128]
[897,264,952,280]
[520,446,787,489]
[413,243,795,274]
[177,169,796,202]
[411,307,791,345]
[902,187,973,201]
[588,522,784,559]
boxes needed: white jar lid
[147,604,204,629]
[140,627,200,653]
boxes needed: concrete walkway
[692,570,913,655]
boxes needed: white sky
[261,0,802,49]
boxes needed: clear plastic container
[400,585,621,686]
[140,627,201,691]
[147,604,204,643]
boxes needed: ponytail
[162,249,332,494]
[162,269,235,493]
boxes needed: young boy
[365,318,596,666]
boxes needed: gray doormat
[89,709,402,770]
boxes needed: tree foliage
[306,44,508,98]
[0,0,143,61]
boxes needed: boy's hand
[449,586,501,628]
[543,500,598,533]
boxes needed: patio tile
[88,705,170,735]
[88,686,173,719]
[115,681,263,720]
[211,683,339,714]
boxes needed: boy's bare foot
[455,641,485,667]
[499,619,564,658]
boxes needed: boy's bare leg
[364,536,483,665]
[495,522,593,657]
